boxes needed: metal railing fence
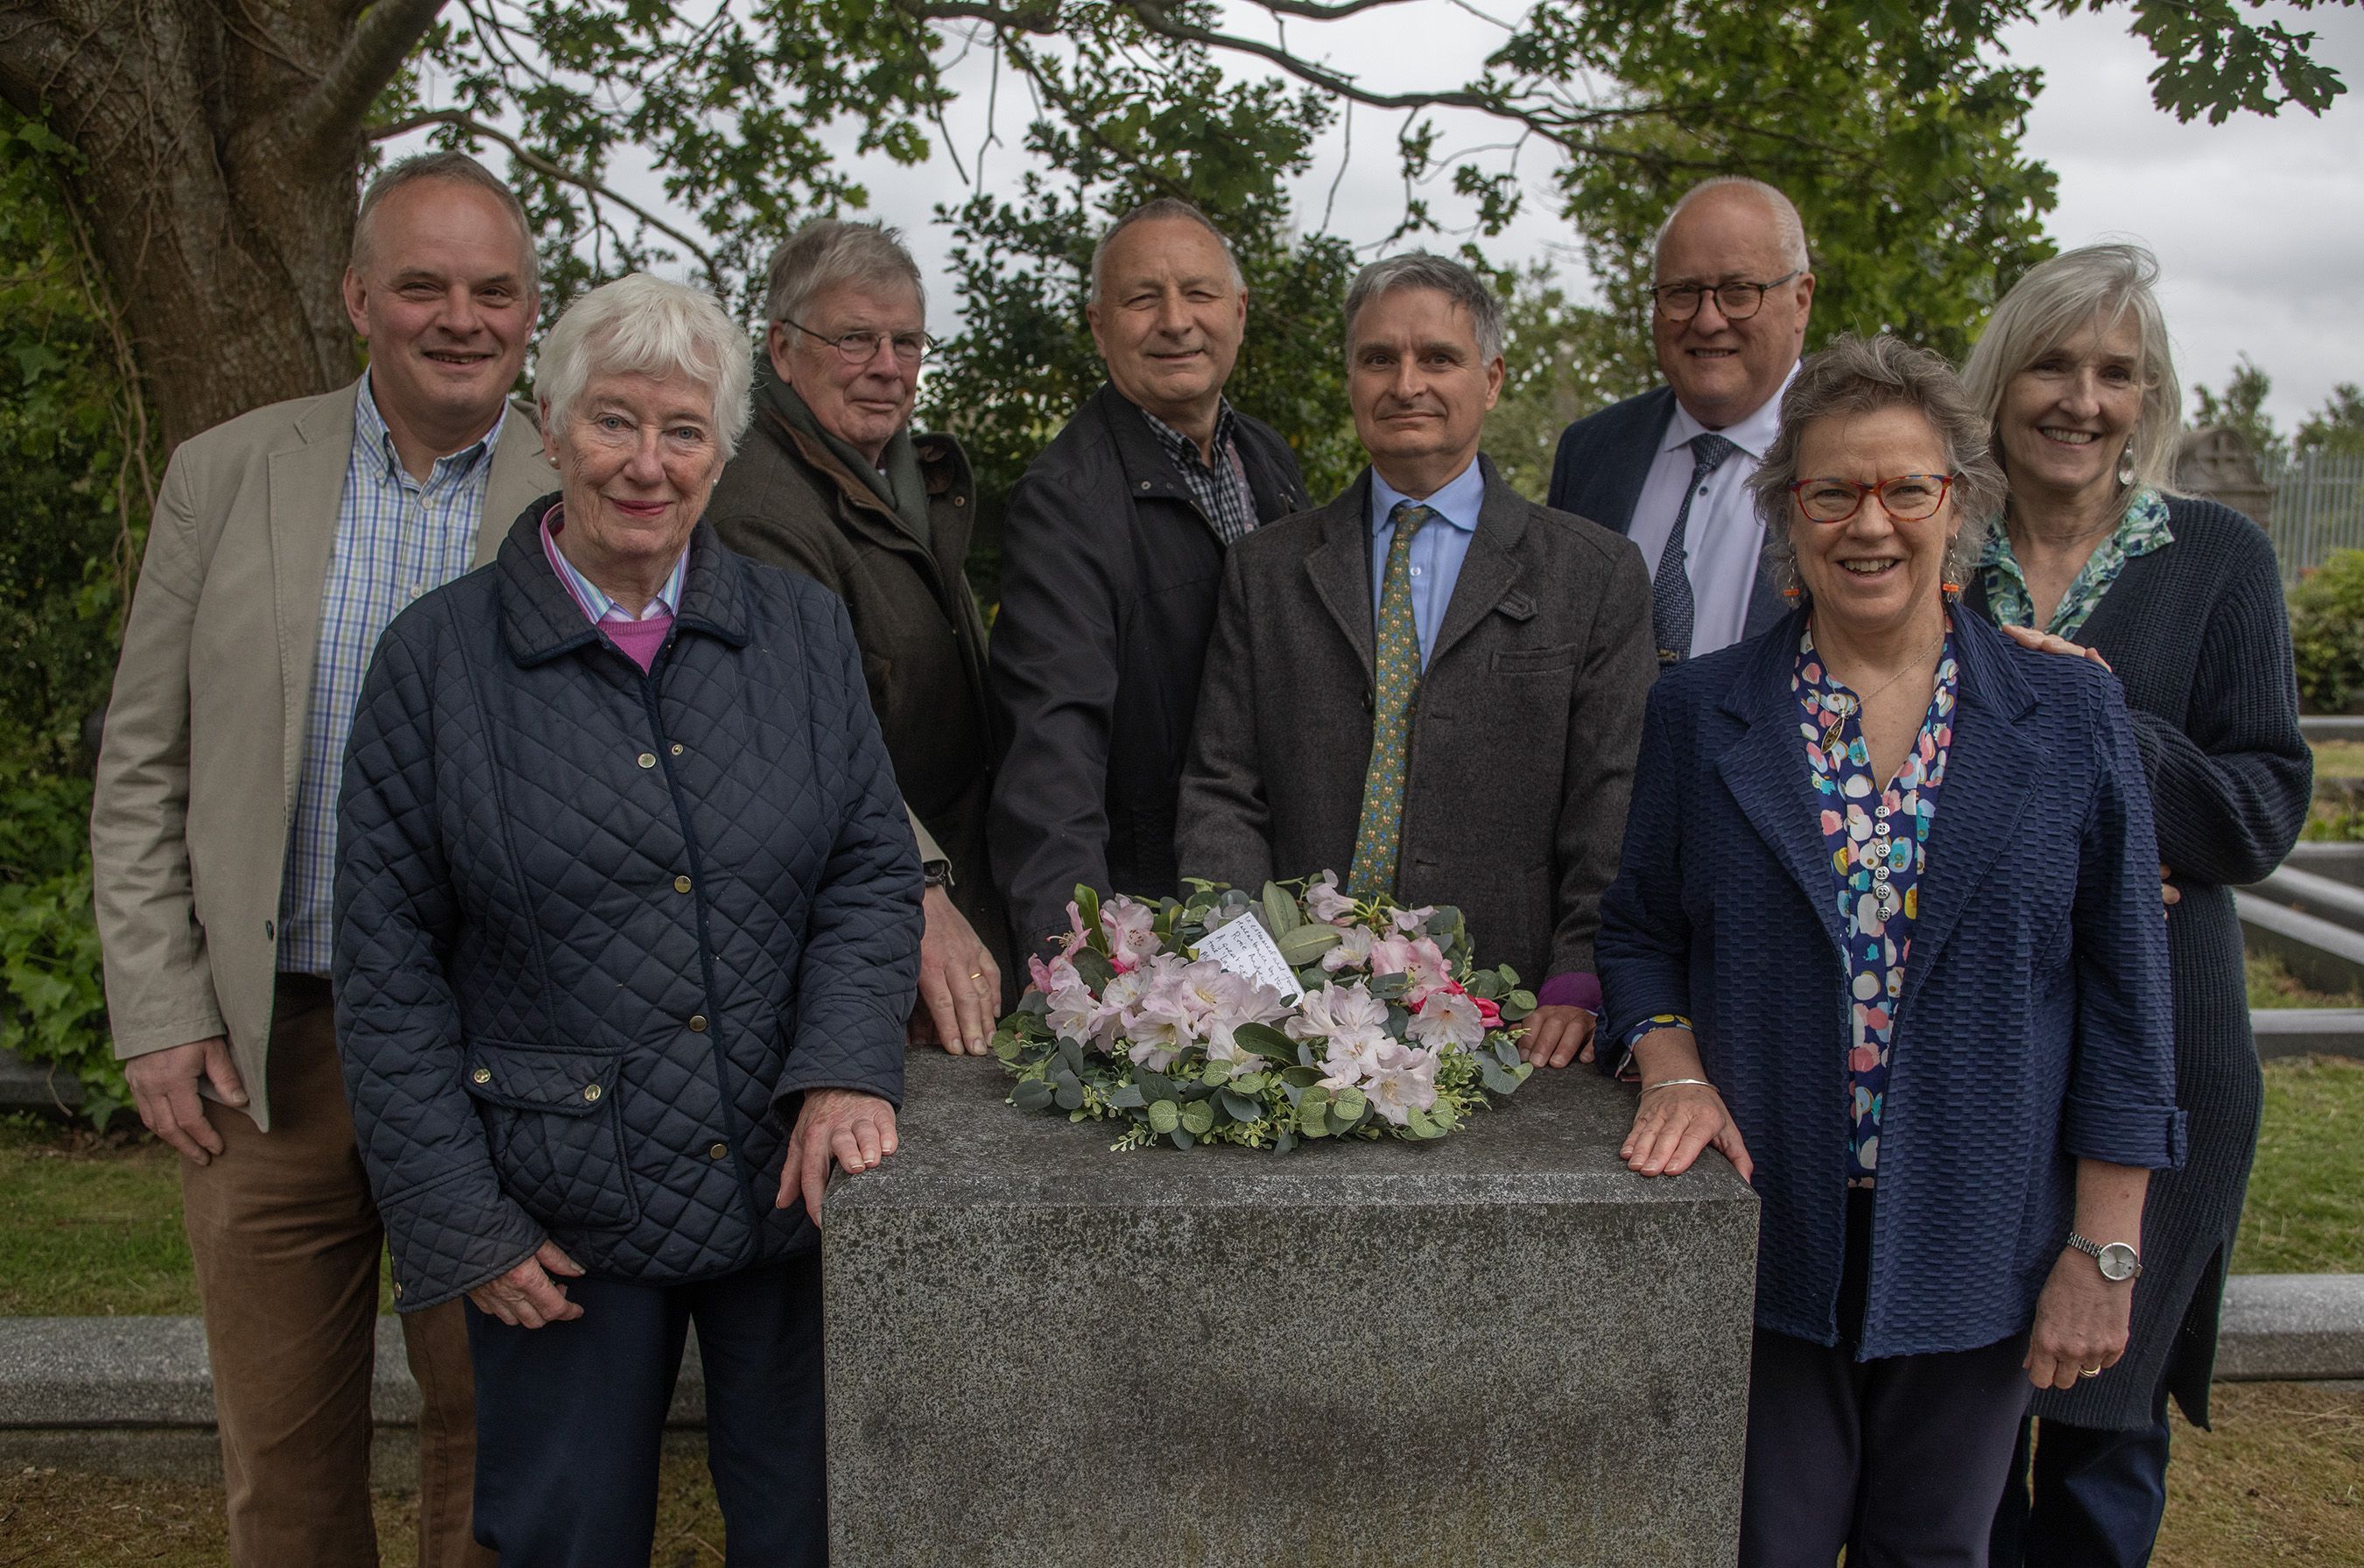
[2265,448,2364,585]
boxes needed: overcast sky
[401,2,2361,430]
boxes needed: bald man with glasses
[1548,177,1817,666]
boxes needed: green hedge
[2290,549,2364,713]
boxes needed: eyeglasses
[1650,271,1802,323]
[1789,474,1956,524]
[787,320,937,365]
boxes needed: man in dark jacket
[1178,255,1656,1072]
[1546,177,1816,663]
[988,198,1311,956]
[709,219,1007,1051]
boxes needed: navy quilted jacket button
[670,742,684,756]
[688,1014,708,1032]
[673,875,693,894]
[471,1066,491,1086]
[707,1142,728,1160]
[637,751,657,769]
[582,1083,602,1102]
[393,1282,404,1300]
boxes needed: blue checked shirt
[278,379,504,974]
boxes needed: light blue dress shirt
[1368,460,1483,668]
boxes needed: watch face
[2098,1241,2140,1282]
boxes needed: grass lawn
[2308,739,2364,781]
[0,1382,2356,1566]
[2237,1055,2364,1274]
[2248,952,2364,1009]
[0,1115,199,1316]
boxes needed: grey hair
[1088,198,1245,306]
[1959,242,2183,497]
[763,218,926,332]
[1342,252,1505,365]
[353,151,538,298]
[1652,177,1810,278]
[1749,334,2006,596]
[535,272,754,458]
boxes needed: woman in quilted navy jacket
[1596,335,2184,1568]
[335,273,921,1568]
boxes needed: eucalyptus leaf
[1179,1100,1214,1136]
[1107,1084,1146,1109]
[1234,1072,1269,1093]
[1279,1066,1321,1087]
[1136,1069,1177,1104]
[1261,881,1301,937]
[1480,1061,1522,1096]
[1011,1080,1054,1112]
[1218,1088,1264,1123]
[1275,923,1341,965]
[1509,988,1537,1012]
[1201,1060,1232,1086]
[1232,1023,1298,1063]
[1053,1079,1084,1111]
[1298,1098,1331,1137]
[1171,1127,1196,1150]
[1148,1100,1180,1135]
[1333,1086,1368,1124]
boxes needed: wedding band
[2078,1365,2102,1379]
[968,971,986,981]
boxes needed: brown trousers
[179,974,494,1568]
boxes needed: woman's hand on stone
[2024,1248,2134,1390]
[911,888,1000,1056]
[779,1087,900,1226]
[468,1239,586,1329]
[1621,1083,1754,1183]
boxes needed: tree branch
[370,109,723,291]
[294,0,451,164]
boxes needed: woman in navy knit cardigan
[1595,334,2185,1568]
[1963,245,2313,1568]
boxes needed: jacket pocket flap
[1492,642,1580,673]
[462,1044,621,1116]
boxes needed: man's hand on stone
[911,886,1000,1056]
[1516,1005,1597,1069]
[468,1240,586,1329]
[125,1035,248,1165]
[778,1087,900,1227]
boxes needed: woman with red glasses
[1594,333,2185,1568]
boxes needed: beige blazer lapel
[268,378,363,811]
[480,398,554,565]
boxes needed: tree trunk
[0,1,442,451]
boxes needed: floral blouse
[1798,622,1959,1187]
[1980,485,2174,639]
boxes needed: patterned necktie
[1346,501,1433,899]
[1652,431,1741,664]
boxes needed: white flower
[1321,925,1376,974]
[1304,870,1357,925]
[1363,1043,1441,1126]
[1406,988,1484,1052]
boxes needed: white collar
[1661,362,1799,460]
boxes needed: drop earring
[2117,445,2136,489]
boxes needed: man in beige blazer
[90,151,552,1566]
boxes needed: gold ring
[2078,1365,2102,1379]
[969,971,985,980]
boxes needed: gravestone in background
[824,1051,1759,1568]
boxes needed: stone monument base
[824,1051,1758,1567]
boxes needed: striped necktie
[1346,500,1433,899]
[1652,431,1741,664]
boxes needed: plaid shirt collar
[355,371,503,487]
[1139,400,1258,545]
[539,503,687,624]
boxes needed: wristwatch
[921,859,954,891]
[2066,1231,2142,1282]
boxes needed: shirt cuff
[1536,971,1601,1013]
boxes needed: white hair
[1652,177,1811,278]
[763,218,925,330]
[1959,242,2183,497]
[1088,198,1245,306]
[535,272,754,457]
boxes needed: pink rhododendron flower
[1390,904,1437,933]
[1364,1042,1441,1125]
[1304,870,1357,925]
[1060,900,1093,956]
[1101,897,1160,973]
[1321,925,1376,974]
[1407,988,1484,1051]
[1029,953,1081,997]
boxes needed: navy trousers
[1988,1381,2175,1568]
[464,1249,827,1568]
[1756,1192,2033,1568]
